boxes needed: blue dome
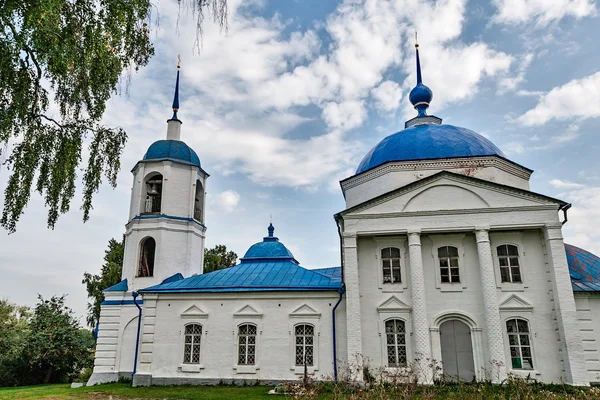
[566,244,600,292]
[409,83,433,107]
[356,124,506,174]
[241,223,298,263]
[143,140,201,168]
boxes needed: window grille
[238,324,257,365]
[381,247,401,284]
[385,319,407,367]
[506,318,533,369]
[295,324,314,366]
[497,245,522,283]
[183,324,202,364]
[438,246,460,283]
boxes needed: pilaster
[543,224,589,386]
[475,228,507,383]
[342,232,364,381]
[407,230,433,383]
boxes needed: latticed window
[507,319,533,369]
[438,246,460,283]
[238,324,257,365]
[183,324,202,364]
[385,319,407,367]
[497,245,522,283]
[295,324,314,366]
[381,247,401,284]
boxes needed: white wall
[575,294,600,384]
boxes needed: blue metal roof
[356,124,506,174]
[143,140,201,168]
[104,279,128,292]
[566,244,600,292]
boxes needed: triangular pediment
[233,305,263,318]
[290,304,320,318]
[345,173,559,216]
[181,304,208,318]
[377,296,411,313]
[499,295,533,311]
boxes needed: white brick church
[89,44,600,387]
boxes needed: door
[440,320,475,382]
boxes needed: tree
[204,244,237,273]
[82,237,124,328]
[0,300,30,386]
[0,0,228,233]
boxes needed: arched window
[194,179,203,222]
[381,247,401,284]
[183,324,203,364]
[385,319,407,367]
[497,245,521,283]
[238,324,257,365]
[137,237,156,277]
[294,324,314,366]
[438,246,460,283]
[142,173,163,214]
[506,318,533,370]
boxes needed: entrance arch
[440,320,475,382]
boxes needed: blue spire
[268,223,275,237]
[170,58,181,121]
[408,39,433,117]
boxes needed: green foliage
[82,236,124,328]
[0,300,30,386]
[0,0,228,233]
[203,244,237,273]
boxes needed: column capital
[475,229,490,243]
[343,233,357,248]
[408,231,421,246]
[544,224,564,241]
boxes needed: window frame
[137,236,157,278]
[294,324,316,368]
[377,297,412,373]
[429,234,467,292]
[232,305,263,374]
[289,304,321,374]
[504,317,536,372]
[178,322,206,372]
[490,233,528,292]
[384,319,408,368]
[496,244,522,284]
[237,323,258,366]
[374,238,408,293]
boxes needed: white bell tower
[121,61,208,291]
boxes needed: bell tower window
[194,179,204,222]
[138,237,156,277]
[143,173,163,214]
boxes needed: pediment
[377,296,411,313]
[181,304,208,318]
[233,305,263,318]
[499,295,533,311]
[349,175,556,215]
[290,304,321,318]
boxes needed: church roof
[142,139,201,168]
[566,244,600,292]
[139,224,342,294]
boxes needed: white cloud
[518,72,600,126]
[371,81,403,113]
[498,53,534,93]
[558,185,600,255]
[217,190,241,212]
[549,179,585,189]
[492,0,596,26]
[322,101,367,131]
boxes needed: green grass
[0,383,275,400]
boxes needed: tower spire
[166,56,183,140]
[408,34,433,117]
[415,32,422,85]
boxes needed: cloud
[492,0,596,26]
[558,185,600,255]
[217,190,241,212]
[498,53,534,93]
[549,179,585,189]
[517,71,600,126]
[371,81,403,113]
[322,101,367,131]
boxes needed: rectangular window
[385,319,407,367]
[238,324,257,365]
[507,318,533,370]
[497,245,522,283]
[438,246,460,283]
[295,324,314,366]
[381,247,402,284]
[183,324,202,364]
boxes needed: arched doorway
[440,320,475,382]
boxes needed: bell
[148,183,159,196]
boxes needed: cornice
[344,205,557,220]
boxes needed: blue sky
[1,0,599,322]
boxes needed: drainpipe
[132,291,142,377]
[559,203,571,226]
[332,287,344,382]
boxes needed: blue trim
[332,288,344,382]
[104,279,128,292]
[132,213,206,228]
[139,287,340,293]
[132,292,142,377]
[101,300,144,306]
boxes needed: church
[88,43,600,387]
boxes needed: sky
[1,0,599,324]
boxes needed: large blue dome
[356,124,506,174]
[143,140,201,168]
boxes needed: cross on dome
[408,36,433,117]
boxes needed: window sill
[234,365,259,374]
[437,283,466,292]
[497,283,527,292]
[293,366,317,375]
[509,369,540,379]
[380,283,405,293]
[382,367,412,377]
[178,364,204,373]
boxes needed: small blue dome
[409,83,433,108]
[143,140,201,168]
[356,124,506,174]
[241,224,298,263]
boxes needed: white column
[544,224,589,386]
[475,228,507,383]
[407,231,433,384]
[342,233,363,381]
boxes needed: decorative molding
[290,304,321,318]
[499,294,533,312]
[377,296,411,313]
[180,305,208,318]
[344,205,557,220]
[233,305,263,318]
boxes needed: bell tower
[121,61,209,291]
